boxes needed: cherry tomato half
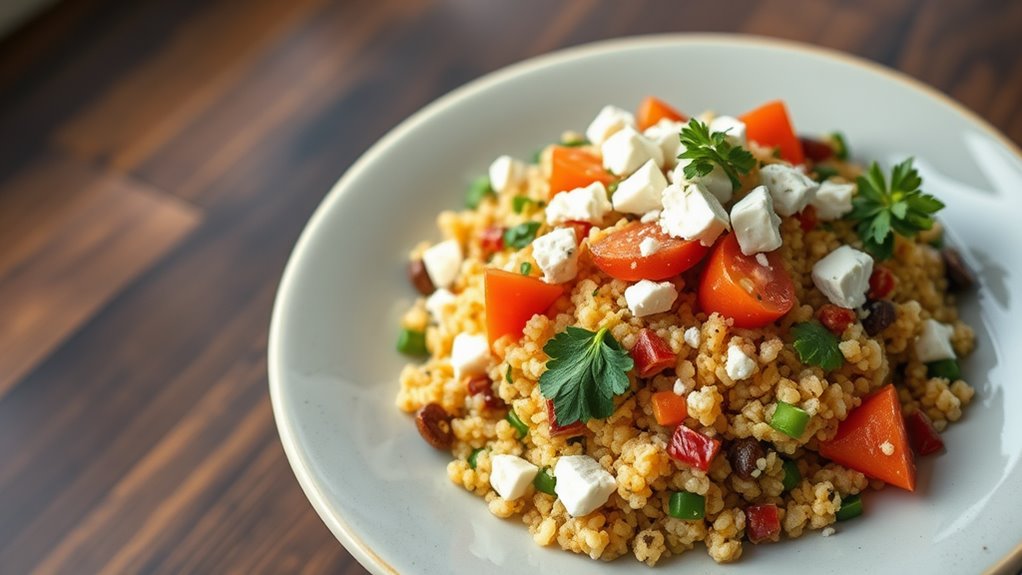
[589,221,710,282]
[698,233,795,328]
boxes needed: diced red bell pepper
[746,504,781,544]
[667,424,721,472]
[868,265,896,300]
[905,410,945,456]
[546,399,585,438]
[798,136,835,163]
[797,205,817,232]
[480,226,504,253]
[565,220,594,245]
[818,304,856,334]
[485,269,564,348]
[631,329,677,378]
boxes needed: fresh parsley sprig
[846,158,944,260]
[678,119,756,191]
[538,326,634,426]
[791,321,844,372]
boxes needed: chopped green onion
[506,408,529,439]
[503,222,541,249]
[468,447,485,469]
[534,467,557,494]
[836,493,863,521]
[561,138,589,147]
[512,196,535,214]
[813,165,839,182]
[520,262,532,275]
[781,459,801,492]
[396,328,428,356]
[668,491,705,520]
[505,365,513,384]
[591,288,599,297]
[830,131,849,160]
[465,175,493,209]
[771,402,810,438]
[927,358,961,381]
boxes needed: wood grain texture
[0,1,1019,574]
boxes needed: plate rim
[267,32,1022,575]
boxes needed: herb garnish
[503,221,541,249]
[539,326,634,426]
[846,158,944,260]
[678,119,756,191]
[465,175,493,209]
[519,262,532,275]
[791,321,844,371]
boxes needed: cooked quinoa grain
[395,105,975,565]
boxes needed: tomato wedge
[698,233,795,328]
[636,96,687,131]
[590,221,710,281]
[484,269,564,347]
[819,385,916,491]
[740,100,805,165]
[548,146,615,198]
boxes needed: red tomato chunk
[631,329,677,378]
[797,205,817,232]
[479,226,504,253]
[868,265,896,299]
[546,399,585,438]
[565,220,593,245]
[746,504,781,544]
[798,136,835,163]
[905,410,945,456]
[818,304,857,334]
[667,424,721,472]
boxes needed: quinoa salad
[394,97,977,565]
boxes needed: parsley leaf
[465,175,493,209]
[539,326,634,426]
[846,158,944,260]
[503,221,541,249]
[678,119,756,191]
[791,321,844,371]
[512,196,536,214]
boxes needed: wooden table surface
[1,0,1020,573]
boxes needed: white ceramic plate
[269,35,1022,575]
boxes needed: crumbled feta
[726,345,757,381]
[612,159,668,215]
[915,319,957,363]
[532,228,579,284]
[673,377,695,396]
[879,440,895,456]
[659,183,730,246]
[822,527,836,537]
[709,115,747,146]
[451,333,490,380]
[488,155,525,193]
[811,180,856,220]
[643,119,685,168]
[585,105,635,146]
[669,160,733,204]
[683,327,701,349]
[422,239,463,289]
[624,280,678,317]
[811,245,874,309]
[639,236,661,257]
[545,181,612,225]
[553,455,617,517]
[425,288,456,321]
[730,185,782,255]
[489,454,539,501]
[640,209,661,223]
[755,253,770,267]
[601,127,664,176]
[759,163,819,216]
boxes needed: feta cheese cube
[640,209,661,223]
[811,245,874,308]
[638,236,661,257]
[811,180,855,220]
[709,115,747,146]
[553,455,617,517]
[546,181,612,225]
[683,326,701,349]
[425,288,456,321]
[488,155,525,193]
[601,127,664,176]
[915,319,957,363]
[624,280,678,317]
[612,159,668,215]
[759,163,819,216]
[659,183,730,246]
[489,454,539,501]
[422,239,463,289]
[585,105,635,146]
[451,333,490,380]
[532,228,579,284]
[725,345,757,381]
[643,119,685,168]
[730,185,782,255]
